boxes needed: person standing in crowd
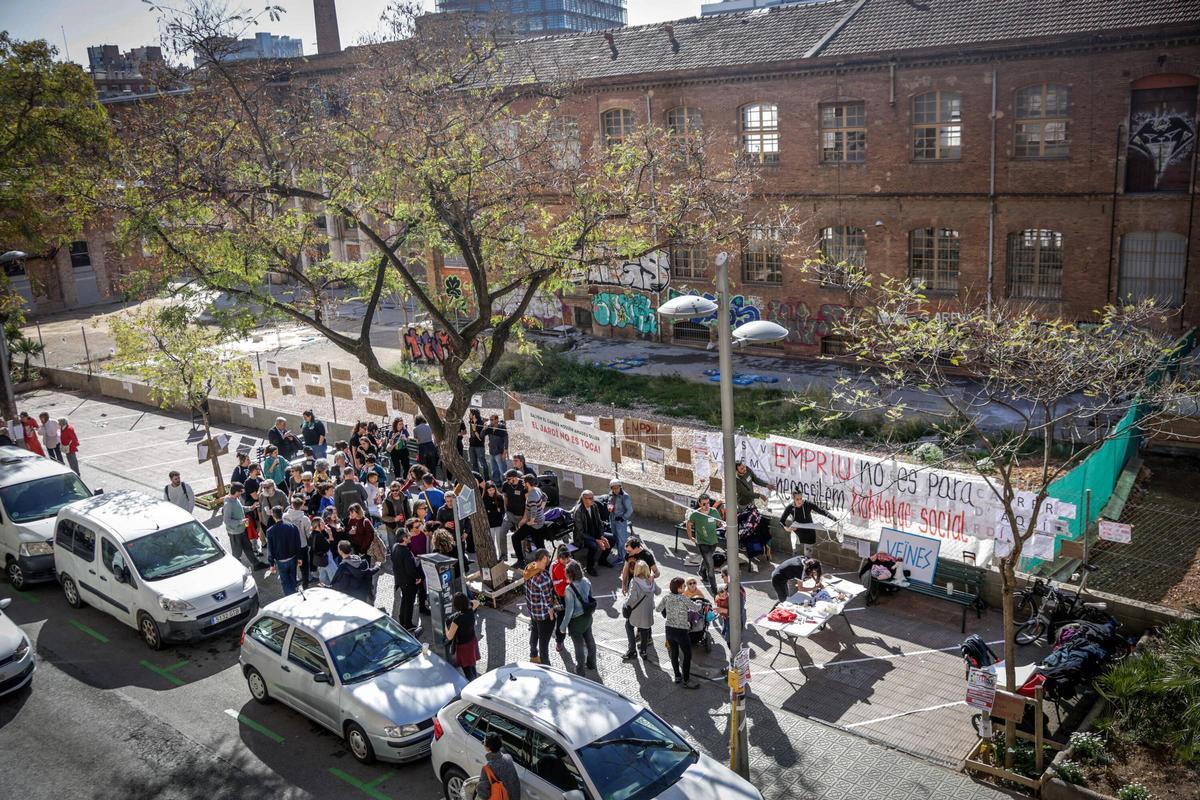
[560,561,596,676]
[38,413,62,462]
[344,504,376,555]
[571,490,606,576]
[510,452,535,477]
[267,416,300,460]
[512,474,547,566]
[780,489,836,555]
[500,469,526,555]
[770,555,824,602]
[300,410,327,459]
[658,577,699,689]
[390,526,422,632]
[622,560,655,661]
[361,454,386,486]
[482,481,507,562]
[605,479,633,555]
[363,470,384,525]
[467,409,487,477]
[231,452,253,486]
[620,536,659,594]
[446,592,481,680]
[285,464,304,496]
[417,472,445,514]
[476,731,522,800]
[734,459,770,509]
[381,482,409,549]
[714,567,745,645]
[523,548,556,664]
[404,518,432,616]
[387,417,410,479]
[18,412,44,456]
[283,495,313,589]
[329,540,378,603]
[256,479,286,539]
[266,506,304,596]
[687,494,722,595]
[2,416,19,447]
[58,418,80,475]
[310,515,335,585]
[413,415,438,476]
[262,444,287,487]
[223,483,263,570]
[163,470,196,514]
[334,467,368,523]
[550,546,576,652]
[484,413,508,483]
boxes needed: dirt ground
[1081,741,1200,800]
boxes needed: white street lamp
[656,249,785,779]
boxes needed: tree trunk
[1001,557,1017,769]
[200,407,226,496]
[438,438,498,570]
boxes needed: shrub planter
[1042,698,1113,800]
[194,488,225,512]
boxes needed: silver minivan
[240,588,467,764]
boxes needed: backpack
[571,584,597,615]
[484,765,510,800]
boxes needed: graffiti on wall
[403,327,452,363]
[586,252,670,293]
[665,288,762,328]
[1128,109,1196,189]
[496,289,562,322]
[762,300,847,345]
[592,291,659,335]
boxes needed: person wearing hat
[603,478,634,556]
[500,468,526,559]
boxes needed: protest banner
[877,527,941,584]
[522,404,612,473]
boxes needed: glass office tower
[435,1,627,35]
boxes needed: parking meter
[419,552,460,660]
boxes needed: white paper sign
[265,360,278,376]
[1098,520,1132,544]
[521,404,612,473]
[645,445,665,464]
[1028,533,1056,560]
[695,458,711,481]
[470,394,482,408]
[563,471,583,489]
[966,667,997,711]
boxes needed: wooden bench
[865,558,987,633]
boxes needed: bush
[1117,783,1152,800]
[1068,731,1109,765]
[914,442,945,464]
[1053,760,1085,785]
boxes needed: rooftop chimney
[313,0,341,54]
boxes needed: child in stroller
[683,581,715,654]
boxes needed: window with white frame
[742,226,783,285]
[740,103,779,165]
[817,226,866,286]
[820,102,865,163]
[913,91,962,161]
[1014,84,1070,158]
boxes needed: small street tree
[109,302,255,496]
[798,266,1198,761]
[105,2,783,568]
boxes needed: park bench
[865,557,987,633]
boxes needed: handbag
[622,593,645,620]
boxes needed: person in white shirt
[39,412,63,463]
[163,471,196,513]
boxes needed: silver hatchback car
[239,588,467,764]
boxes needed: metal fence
[1086,500,1200,612]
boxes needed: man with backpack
[164,471,196,513]
[476,731,521,799]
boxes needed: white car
[0,446,92,589]
[0,596,34,696]
[431,662,764,800]
[239,588,467,764]
[53,490,258,649]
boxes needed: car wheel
[345,721,375,764]
[245,666,271,704]
[6,558,25,590]
[61,574,84,608]
[138,611,163,650]
[441,766,469,800]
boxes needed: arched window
[817,226,866,286]
[912,91,962,161]
[1014,85,1070,158]
[601,108,636,147]
[740,103,779,165]
[1118,231,1187,307]
[666,106,703,137]
[908,227,960,292]
[1006,229,1064,299]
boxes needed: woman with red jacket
[550,545,575,652]
[58,417,81,475]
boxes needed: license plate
[211,607,242,625]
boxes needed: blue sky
[0,1,706,64]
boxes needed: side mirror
[111,554,127,583]
[93,489,104,496]
[0,597,11,610]
[313,671,333,685]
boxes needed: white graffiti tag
[586,251,670,293]
[1129,109,1196,188]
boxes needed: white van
[53,490,259,650]
[0,446,92,589]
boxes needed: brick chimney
[313,0,341,54]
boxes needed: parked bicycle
[1013,564,1108,646]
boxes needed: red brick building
[485,0,1200,354]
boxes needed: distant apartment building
[86,44,166,98]
[194,32,304,66]
[700,0,824,15]
[434,0,627,35]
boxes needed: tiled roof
[500,0,1200,84]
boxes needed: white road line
[755,639,1005,677]
[844,701,966,728]
[223,709,240,721]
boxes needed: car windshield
[124,521,224,581]
[577,710,697,800]
[326,616,422,684]
[0,473,91,523]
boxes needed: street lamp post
[658,251,788,780]
[0,251,29,419]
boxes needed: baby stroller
[737,506,772,561]
[689,597,715,654]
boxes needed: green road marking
[68,618,109,643]
[328,768,393,800]
[9,587,38,603]
[140,658,189,686]
[235,712,285,744]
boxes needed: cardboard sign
[621,440,642,460]
[365,398,388,417]
[966,667,997,711]
[330,366,352,382]
[301,362,322,374]
[305,384,326,397]
[265,360,278,376]
[1058,537,1085,560]
[243,383,257,399]
[331,381,354,401]
[709,476,722,493]
[990,690,1027,723]
[197,435,230,463]
[610,446,622,464]
[676,447,692,465]
[877,527,942,585]
[278,366,300,380]
[369,380,384,393]
[1098,520,1132,544]
[269,376,280,389]
[664,465,694,486]
[598,416,616,434]
[504,408,516,421]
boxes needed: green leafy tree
[109,2,782,567]
[109,302,255,495]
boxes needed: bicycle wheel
[1014,592,1038,625]
[1015,619,1045,646]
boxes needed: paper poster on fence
[1098,520,1132,544]
[521,404,612,473]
